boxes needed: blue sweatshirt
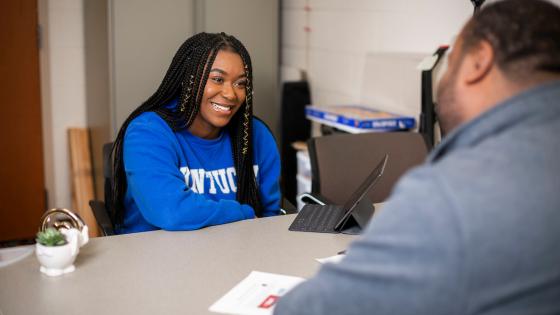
[119,106,281,234]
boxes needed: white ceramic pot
[35,229,81,277]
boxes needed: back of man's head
[461,0,560,81]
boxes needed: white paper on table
[315,254,345,265]
[209,271,305,315]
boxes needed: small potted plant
[37,228,67,246]
[35,228,80,276]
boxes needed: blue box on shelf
[305,105,416,133]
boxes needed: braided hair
[110,32,262,226]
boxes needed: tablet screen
[335,154,388,227]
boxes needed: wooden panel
[68,128,100,237]
[0,0,46,241]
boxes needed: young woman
[111,32,281,234]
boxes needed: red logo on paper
[258,295,279,309]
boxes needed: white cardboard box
[296,150,311,178]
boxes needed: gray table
[0,214,356,315]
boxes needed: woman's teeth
[212,102,232,113]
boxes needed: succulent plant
[36,228,67,246]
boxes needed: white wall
[281,0,560,117]
[110,0,195,134]
[281,0,471,114]
[39,0,87,209]
[196,0,280,136]
[84,0,111,199]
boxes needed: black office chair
[253,117,298,214]
[89,142,116,236]
[299,132,428,206]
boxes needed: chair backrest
[308,132,428,205]
[102,142,114,206]
[88,142,115,236]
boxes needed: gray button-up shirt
[275,80,560,315]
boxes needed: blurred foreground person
[275,0,560,314]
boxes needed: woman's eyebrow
[210,68,227,75]
[210,68,247,79]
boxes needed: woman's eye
[234,79,247,88]
[210,77,224,84]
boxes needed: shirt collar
[429,79,560,162]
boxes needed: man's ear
[462,40,494,85]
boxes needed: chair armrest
[88,200,115,236]
[296,193,333,206]
[280,198,298,215]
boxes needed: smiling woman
[110,32,281,234]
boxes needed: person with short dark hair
[275,0,560,314]
[112,32,281,234]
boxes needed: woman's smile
[211,101,235,114]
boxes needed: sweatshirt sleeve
[274,166,466,315]
[253,119,281,217]
[123,114,255,231]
